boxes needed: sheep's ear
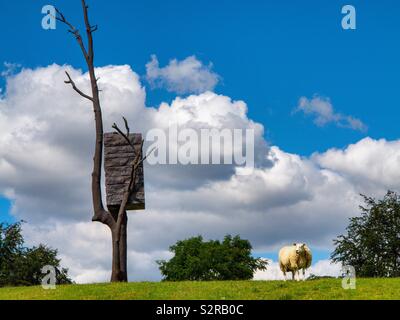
[302,244,306,248]
[293,243,296,246]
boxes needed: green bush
[0,221,72,287]
[332,191,400,277]
[157,235,267,281]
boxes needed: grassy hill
[0,278,399,300]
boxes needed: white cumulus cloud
[0,63,398,283]
[295,95,367,132]
[145,55,220,94]
[1,62,22,78]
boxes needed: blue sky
[1,0,399,154]
[0,196,12,223]
[0,0,399,279]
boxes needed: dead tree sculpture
[56,0,150,282]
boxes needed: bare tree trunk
[56,0,153,283]
[109,208,127,282]
[111,229,121,282]
[119,214,128,281]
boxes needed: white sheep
[279,243,312,281]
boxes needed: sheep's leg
[291,271,295,281]
[280,263,287,281]
[302,269,306,281]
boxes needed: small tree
[331,191,400,277]
[157,235,268,281]
[0,221,71,286]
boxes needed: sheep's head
[293,243,306,255]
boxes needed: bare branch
[111,135,156,275]
[142,146,156,164]
[81,0,94,62]
[112,121,134,148]
[57,2,110,227]
[127,140,154,204]
[54,8,66,23]
[114,139,152,235]
[64,71,94,101]
[92,211,116,228]
[123,117,130,137]
[54,7,89,62]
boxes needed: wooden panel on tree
[104,132,145,211]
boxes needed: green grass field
[0,278,399,300]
